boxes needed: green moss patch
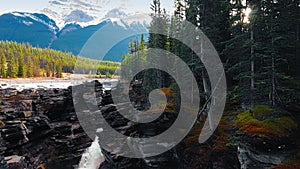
[236,106,297,138]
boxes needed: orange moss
[184,111,233,153]
[161,88,172,97]
[161,87,177,113]
[213,119,232,153]
[184,123,204,144]
[236,108,298,138]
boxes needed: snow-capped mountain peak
[41,0,151,30]
[11,12,59,32]
[104,8,127,19]
[41,0,105,29]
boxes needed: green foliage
[0,52,6,77]
[96,62,119,76]
[236,106,297,138]
[7,56,18,78]
[105,72,112,78]
[252,105,274,120]
[253,105,273,114]
[225,0,300,106]
[0,41,120,78]
[121,35,147,81]
[124,0,299,109]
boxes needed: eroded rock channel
[0,81,298,169]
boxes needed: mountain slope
[51,18,148,61]
[0,9,150,62]
[0,12,58,48]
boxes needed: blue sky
[0,0,174,15]
[0,0,48,14]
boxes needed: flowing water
[77,129,105,169]
[0,78,118,90]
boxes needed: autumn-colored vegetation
[161,87,177,113]
[180,110,239,169]
[236,105,297,138]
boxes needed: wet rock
[0,82,102,169]
[5,155,26,169]
[238,145,283,169]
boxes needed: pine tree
[0,52,6,78]
[7,56,17,78]
[18,52,26,77]
[139,34,146,51]
[56,60,63,78]
[144,0,170,91]
[45,61,52,77]
[27,57,34,77]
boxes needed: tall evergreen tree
[0,52,6,78]
[18,52,26,77]
[144,0,170,91]
[7,56,17,78]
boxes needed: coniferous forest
[0,41,120,78]
[120,0,300,168]
[0,0,299,168]
[122,0,299,109]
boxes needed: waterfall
[77,129,105,169]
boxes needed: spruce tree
[0,52,6,78]
[144,0,169,91]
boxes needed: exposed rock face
[73,81,182,169]
[0,87,92,169]
[238,145,283,169]
[236,135,298,169]
[0,81,182,169]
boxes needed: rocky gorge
[0,81,299,169]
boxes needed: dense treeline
[122,0,300,108]
[0,41,120,78]
[114,1,300,167]
[121,34,147,80]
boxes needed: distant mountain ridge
[0,12,58,48]
[0,8,150,62]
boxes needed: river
[0,74,118,90]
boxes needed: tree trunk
[271,53,276,106]
[250,24,255,108]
